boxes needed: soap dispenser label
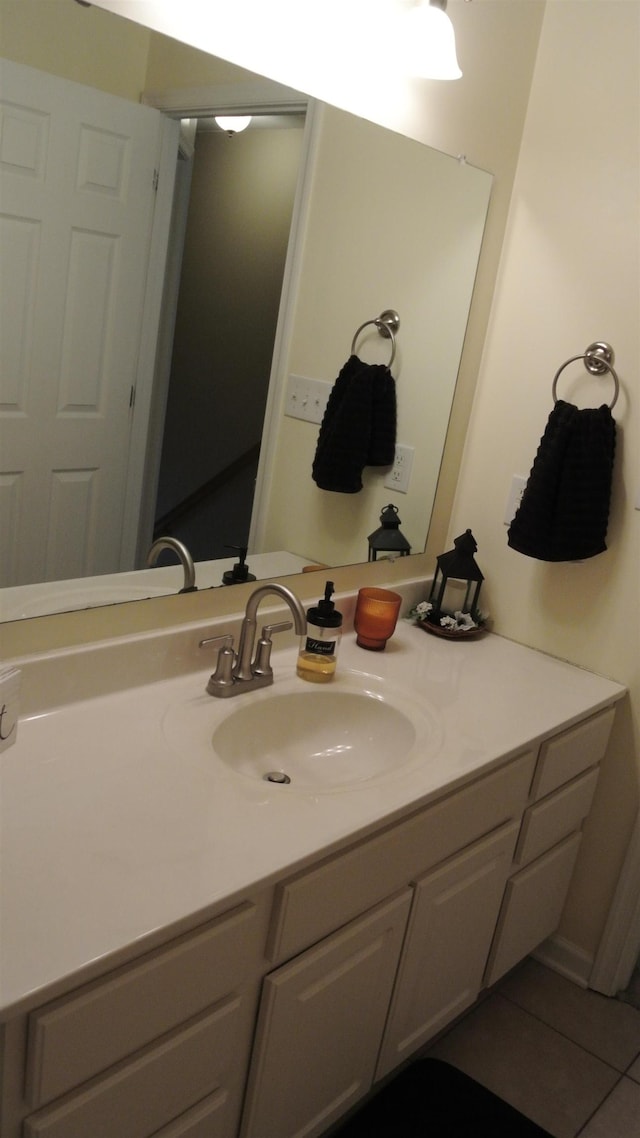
[305,635,336,656]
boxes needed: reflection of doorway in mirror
[152,115,305,564]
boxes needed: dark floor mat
[332,1058,554,1136]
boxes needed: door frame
[138,80,318,562]
[121,113,180,570]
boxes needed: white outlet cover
[384,445,414,493]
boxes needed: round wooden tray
[415,620,486,640]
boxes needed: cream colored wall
[0,0,150,98]
[259,104,491,565]
[449,0,640,963]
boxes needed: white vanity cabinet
[0,697,618,1138]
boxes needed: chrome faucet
[202,583,306,698]
[146,537,196,593]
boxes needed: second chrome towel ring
[351,309,400,368]
[552,341,619,410]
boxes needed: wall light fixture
[402,0,462,80]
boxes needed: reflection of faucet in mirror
[146,537,197,594]
[203,583,306,698]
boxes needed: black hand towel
[312,355,396,493]
[507,399,616,561]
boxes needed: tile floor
[425,958,640,1137]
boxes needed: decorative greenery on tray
[409,600,488,636]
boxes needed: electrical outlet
[504,474,527,525]
[285,375,331,425]
[384,445,414,494]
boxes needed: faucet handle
[200,634,236,695]
[252,621,293,678]
[199,632,235,651]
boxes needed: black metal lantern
[367,504,411,562]
[428,529,484,618]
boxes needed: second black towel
[507,398,616,561]
[312,355,397,493]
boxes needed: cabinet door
[376,823,519,1081]
[240,890,412,1138]
[484,831,582,987]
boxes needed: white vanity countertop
[0,620,625,1019]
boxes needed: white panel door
[0,60,164,586]
[376,823,519,1080]
[241,890,412,1138]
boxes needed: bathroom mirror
[0,1,492,623]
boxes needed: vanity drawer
[532,708,614,800]
[514,766,599,867]
[26,900,260,1109]
[23,995,247,1138]
[268,750,536,964]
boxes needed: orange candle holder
[354,587,402,650]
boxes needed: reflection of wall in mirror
[256,103,492,567]
[0,0,152,98]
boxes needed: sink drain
[264,770,291,785]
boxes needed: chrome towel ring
[351,309,400,368]
[552,341,619,410]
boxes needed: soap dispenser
[297,581,342,683]
[221,546,256,586]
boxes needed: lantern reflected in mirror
[367,504,411,562]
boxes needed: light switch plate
[285,375,331,425]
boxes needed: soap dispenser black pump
[222,546,256,586]
[296,581,342,683]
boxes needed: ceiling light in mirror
[214,114,252,135]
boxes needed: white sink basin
[212,689,417,789]
[163,669,440,793]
